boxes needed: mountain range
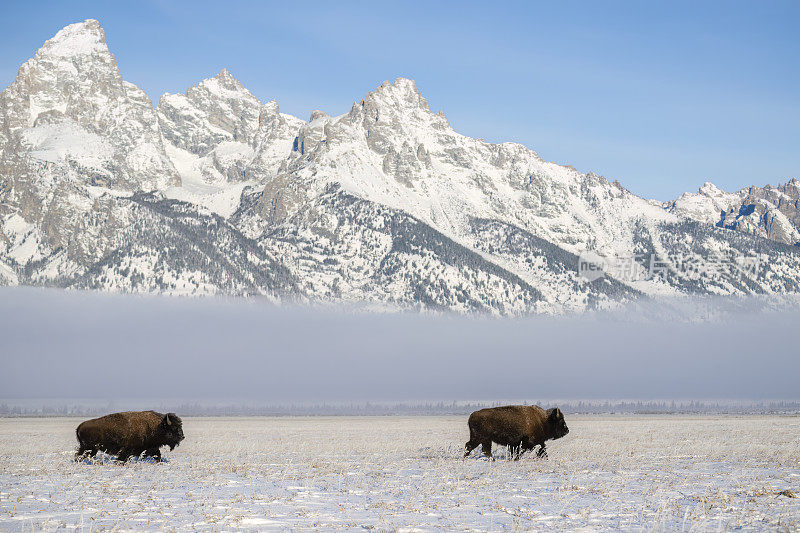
[1,20,798,314]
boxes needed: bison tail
[467,417,479,437]
[74,426,86,462]
[75,423,88,447]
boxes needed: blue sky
[1,1,798,200]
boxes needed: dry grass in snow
[0,415,798,531]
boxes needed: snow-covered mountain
[1,20,799,313]
[157,69,304,217]
[666,180,800,247]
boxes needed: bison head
[161,413,185,450]
[547,407,569,439]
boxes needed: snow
[21,122,113,168]
[668,181,743,225]
[38,19,108,59]
[326,78,674,254]
[0,260,17,285]
[0,415,797,531]
[667,181,800,246]
[84,186,133,199]
[2,214,32,236]
[253,76,684,305]
[1,214,44,265]
[166,179,249,221]
[200,69,252,99]
[159,92,195,111]
[213,140,255,164]
[3,19,800,310]
[125,142,170,178]
[763,205,800,242]
[162,144,251,218]
[27,97,68,128]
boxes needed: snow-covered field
[0,415,798,531]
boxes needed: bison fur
[464,405,569,460]
[75,411,184,462]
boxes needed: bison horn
[165,414,172,425]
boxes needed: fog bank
[1,288,798,402]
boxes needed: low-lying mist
[1,287,798,406]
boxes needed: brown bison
[464,405,569,460]
[75,411,184,462]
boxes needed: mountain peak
[698,182,726,196]
[309,110,329,122]
[361,77,430,116]
[38,19,109,59]
[392,77,419,93]
[373,77,422,97]
[4,23,800,312]
[215,68,235,82]
[197,68,251,95]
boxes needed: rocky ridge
[1,20,798,314]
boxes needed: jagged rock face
[157,70,303,184]
[67,193,301,298]
[159,69,262,155]
[725,180,800,245]
[0,20,178,192]
[257,78,676,268]
[0,19,181,275]
[1,20,799,313]
[666,183,743,225]
[667,180,800,246]
[258,186,548,315]
[246,77,799,312]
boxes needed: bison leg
[481,441,493,459]
[116,449,132,463]
[145,447,162,462]
[464,440,479,458]
[75,445,88,461]
[536,444,548,458]
[518,439,536,459]
[75,444,100,461]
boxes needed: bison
[75,411,184,462]
[464,405,569,460]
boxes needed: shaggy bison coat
[465,405,569,459]
[75,411,184,462]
